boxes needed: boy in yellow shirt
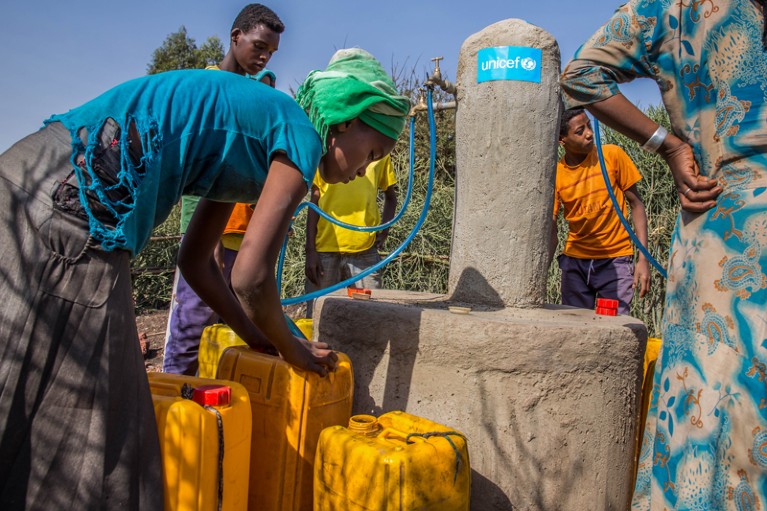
[552,108,651,314]
[304,155,397,317]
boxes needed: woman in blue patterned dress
[561,1,767,509]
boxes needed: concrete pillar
[449,19,562,307]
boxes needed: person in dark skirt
[0,49,410,509]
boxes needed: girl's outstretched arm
[179,199,272,349]
[231,154,337,375]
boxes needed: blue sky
[0,0,661,153]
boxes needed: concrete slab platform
[315,289,647,511]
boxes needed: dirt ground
[137,304,307,372]
[136,310,170,372]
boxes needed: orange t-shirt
[553,144,641,259]
[221,203,255,250]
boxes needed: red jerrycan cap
[596,298,619,310]
[192,385,231,406]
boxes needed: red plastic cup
[596,298,619,310]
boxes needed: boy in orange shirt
[552,108,651,314]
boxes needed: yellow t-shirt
[553,144,641,259]
[314,156,396,253]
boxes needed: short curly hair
[559,108,586,138]
[232,4,284,34]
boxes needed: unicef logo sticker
[477,46,542,84]
[520,57,537,71]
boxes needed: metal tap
[409,87,457,117]
[425,56,456,95]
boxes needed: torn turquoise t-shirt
[45,69,321,255]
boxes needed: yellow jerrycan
[315,411,471,511]
[198,320,314,378]
[147,373,252,511]
[198,324,247,378]
[217,343,353,511]
[634,337,663,481]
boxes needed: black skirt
[0,123,163,510]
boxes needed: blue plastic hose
[278,89,438,306]
[593,118,668,279]
[285,316,306,339]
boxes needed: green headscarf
[296,48,411,152]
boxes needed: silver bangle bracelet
[640,126,668,153]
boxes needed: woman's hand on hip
[660,136,722,213]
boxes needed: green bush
[131,206,180,313]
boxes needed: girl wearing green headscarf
[226,47,411,371]
[0,48,408,508]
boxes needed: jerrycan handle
[148,381,181,397]
[403,430,468,483]
[378,427,424,445]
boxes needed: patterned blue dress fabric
[561,1,767,509]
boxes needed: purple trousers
[557,254,635,315]
[162,246,238,375]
